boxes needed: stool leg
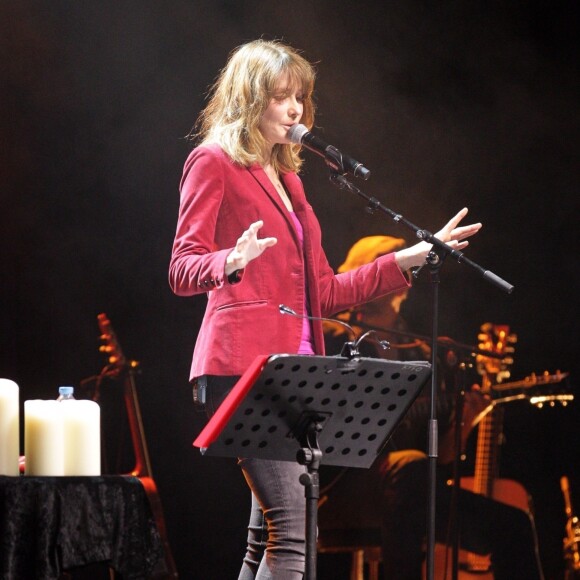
[368,560,379,580]
[351,549,365,580]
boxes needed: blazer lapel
[247,164,288,214]
[247,164,302,244]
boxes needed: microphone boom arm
[328,171,514,294]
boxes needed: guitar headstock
[476,323,517,385]
[97,313,138,375]
[490,370,573,409]
[528,370,572,409]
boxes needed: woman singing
[169,38,481,580]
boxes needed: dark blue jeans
[203,375,306,580]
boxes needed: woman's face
[259,73,304,150]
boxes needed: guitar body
[139,476,179,579]
[461,475,531,513]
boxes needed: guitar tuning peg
[503,357,514,366]
[99,345,113,353]
[109,355,119,365]
[504,347,515,353]
[508,334,518,343]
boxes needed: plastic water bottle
[57,386,75,401]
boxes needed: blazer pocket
[215,299,268,312]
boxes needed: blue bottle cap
[58,386,74,396]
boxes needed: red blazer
[169,144,410,380]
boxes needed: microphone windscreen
[286,124,309,144]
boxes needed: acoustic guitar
[97,313,178,579]
[429,323,571,579]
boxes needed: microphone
[286,124,371,180]
[278,304,389,358]
[279,304,356,340]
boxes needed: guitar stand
[193,353,432,580]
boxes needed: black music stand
[194,353,432,580]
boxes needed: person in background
[168,39,482,580]
[319,235,544,580]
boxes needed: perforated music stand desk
[193,354,431,579]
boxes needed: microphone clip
[340,341,360,359]
[324,146,348,177]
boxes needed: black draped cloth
[0,475,163,579]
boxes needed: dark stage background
[1,1,579,579]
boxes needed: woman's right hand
[225,220,278,275]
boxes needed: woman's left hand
[434,207,482,251]
[395,207,482,271]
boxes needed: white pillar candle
[61,400,101,476]
[24,400,64,476]
[0,379,20,476]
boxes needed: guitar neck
[97,313,153,479]
[472,324,514,496]
[472,405,504,496]
[123,369,153,479]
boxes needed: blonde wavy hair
[193,39,316,174]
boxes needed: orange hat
[338,235,406,273]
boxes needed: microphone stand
[326,166,514,580]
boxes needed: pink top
[290,212,315,355]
